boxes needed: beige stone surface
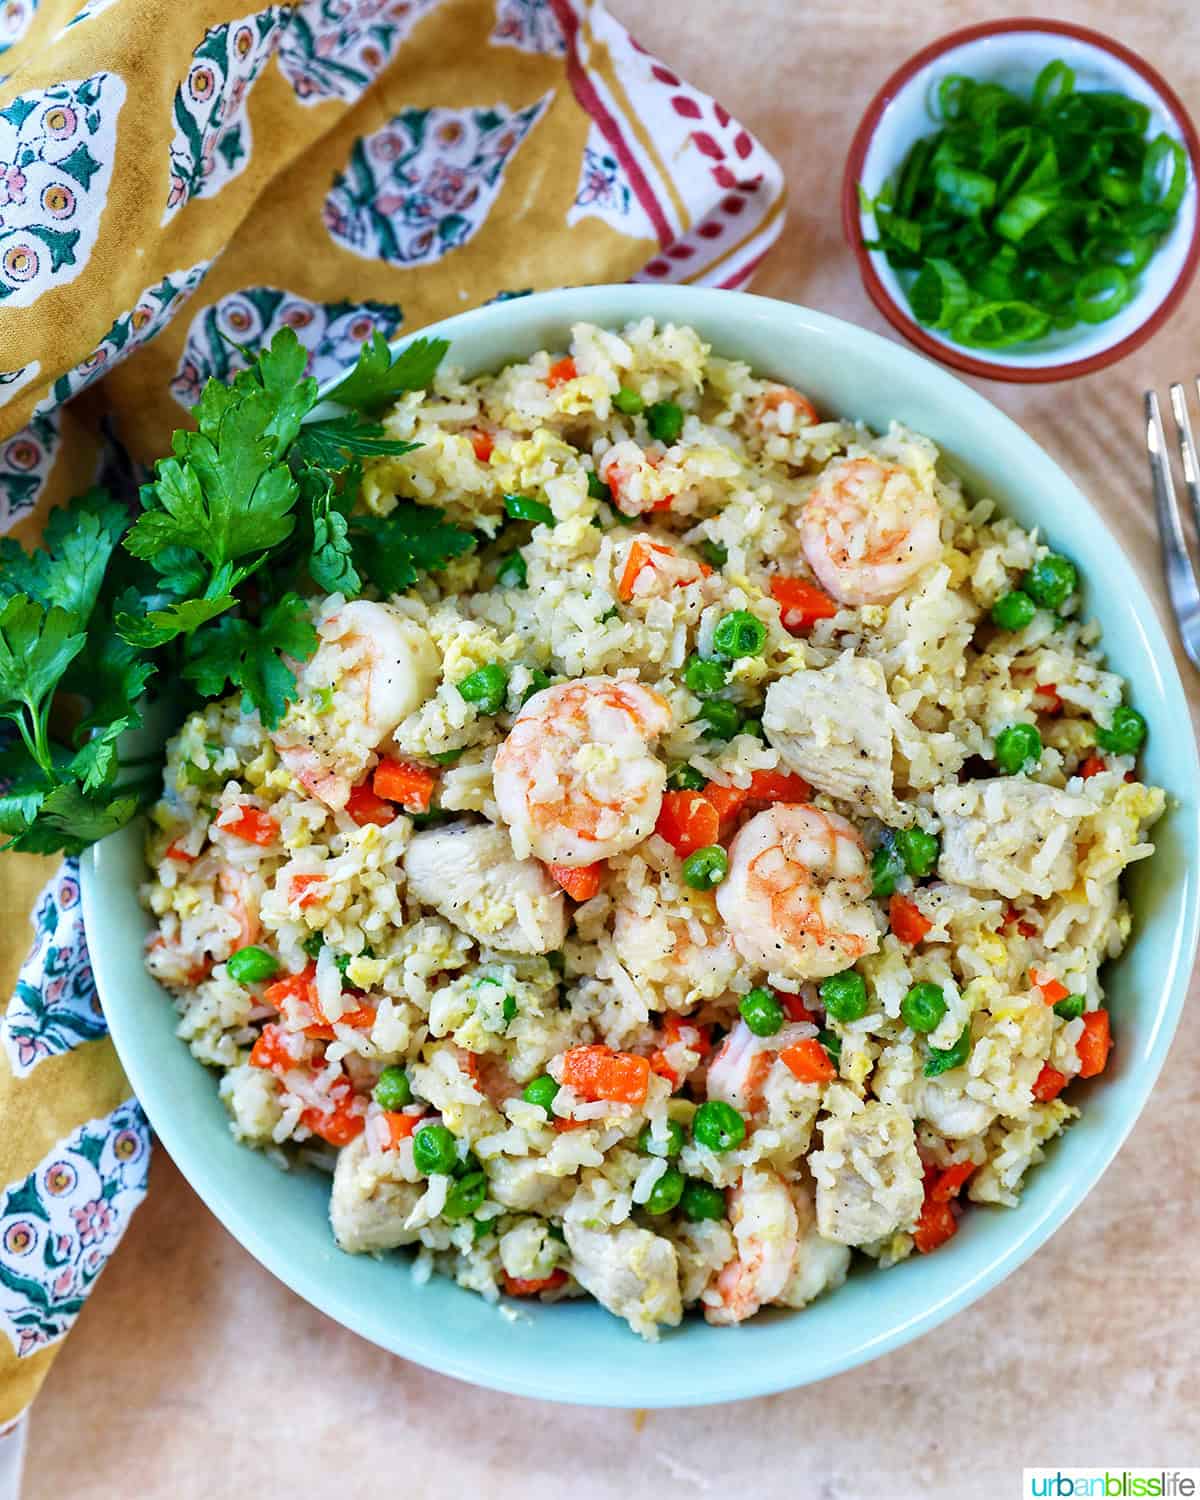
[26,2,1200,1495]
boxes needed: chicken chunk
[777,1177,852,1309]
[764,653,908,823]
[809,1100,924,1246]
[933,778,1091,901]
[564,1205,682,1338]
[403,820,567,955]
[330,1134,424,1254]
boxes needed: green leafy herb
[323,333,450,415]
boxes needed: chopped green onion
[909,258,971,329]
[504,493,555,526]
[1073,265,1130,324]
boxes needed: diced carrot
[1030,969,1069,1005]
[345,781,396,827]
[745,769,813,804]
[779,1038,836,1084]
[777,990,819,1025]
[304,1000,377,1041]
[889,893,931,945]
[1035,682,1062,714]
[503,1269,569,1296]
[301,1078,365,1147]
[372,757,437,814]
[218,806,279,846]
[649,1049,678,1087]
[290,873,326,909]
[648,495,675,513]
[701,782,749,826]
[757,384,819,425]
[561,1044,651,1105]
[458,1050,480,1084]
[1003,905,1037,939]
[912,1197,958,1254]
[618,539,657,602]
[1079,754,1106,779]
[616,537,707,600]
[553,1116,589,1132]
[769,574,838,633]
[546,861,605,902]
[382,1111,424,1147]
[931,1161,976,1202]
[249,1023,296,1073]
[662,1014,712,1056]
[546,356,577,388]
[654,790,720,857]
[469,428,493,463]
[263,963,317,1011]
[164,839,194,862]
[1076,1009,1112,1078]
[1032,1062,1068,1102]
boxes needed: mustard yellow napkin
[0,0,783,1426]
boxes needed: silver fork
[1146,379,1200,671]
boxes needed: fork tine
[1145,389,1200,671]
[1168,382,1200,537]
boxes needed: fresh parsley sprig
[0,323,472,856]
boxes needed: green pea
[637,1119,686,1158]
[871,835,906,898]
[893,827,940,879]
[373,1066,412,1111]
[521,668,551,705]
[990,590,1037,631]
[1094,704,1146,756]
[700,539,728,569]
[1054,994,1086,1020]
[924,1023,972,1078]
[412,1123,458,1176]
[457,663,509,714]
[226,946,279,984]
[681,844,728,890]
[739,986,784,1036]
[667,763,707,792]
[310,685,335,716]
[1023,552,1077,610]
[522,1075,559,1114]
[504,492,555,526]
[712,610,767,659]
[901,981,947,1034]
[497,551,527,589]
[819,970,869,1022]
[698,698,741,739]
[644,1167,685,1215]
[431,748,463,766]
[680,1179,727,1222]
[587,469,611,502]
[684,654,729,697]
[300,932,324,960]
[612,386,644,415]
[692,1099,746,1153]
[646,400,684,444]
[443,1171,488,1220]
[818,1028,842,1062]
[994,722,1042,774]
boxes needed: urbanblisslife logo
[1024,1472,1200,1497]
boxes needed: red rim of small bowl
[841,17,1200,383]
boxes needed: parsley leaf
[349,504,475,596]
[116,592,238,650]
[9,781,141,855]
[291,414,417,469]
[310,504,360,595]
[183,593,317,729]
[324,333,449,415]
[0,595,86,772]
[0,488,127,625]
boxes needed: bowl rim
[82,282,1200,1405]
[840,15,1200,383]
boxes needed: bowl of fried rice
[82,283,1200,1406]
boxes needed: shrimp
[599,440,674,517]
[716,803,881,982]
[493,676,671,866]
[799,456,942,606]
[272,599,439,809]
[705,1016,819,1115]
[218,868,261,952]
[753,383,819,431]
[703,1167,799,1325]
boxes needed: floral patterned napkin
[0,0,784,1442]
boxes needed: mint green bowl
[81,285,1200,1406]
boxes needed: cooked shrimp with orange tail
[799,456,942,606]
[493,675,671,865]
[716,803,881,982]
[703,1167,799,1325]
